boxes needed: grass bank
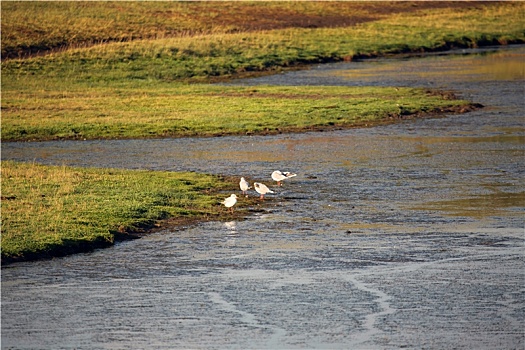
[2,3,523,141]
[3,4,524,83]
[0,161,258,265]
[1,84,477,142]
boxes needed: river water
[2,46,524,349]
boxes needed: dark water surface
[2,46,524,349]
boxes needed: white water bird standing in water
[221,194,238,213]
[239,177,251,196]
[254,182,274,200]
[271,170,297,186]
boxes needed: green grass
[0,160,249,264]
[2,3,523,141]
[2,2,523,262]
[3,3,524,82]
[1,83,474,141]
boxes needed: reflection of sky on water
[227,45,525,87]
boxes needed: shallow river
[2,46,524,349]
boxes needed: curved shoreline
[0,100,483,266]
[0,161,264,267]
[2,86,483,143]
[1,43,508,266]
[1,201,271,266]
[2,102,484,143]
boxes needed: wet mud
[2,46,524,349]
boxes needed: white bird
[271,170,297,186]
[254,182,274,200]
[221,194,238,213]
[239,177,251,196]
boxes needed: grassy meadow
[3,2,523,141]
[1,2,524,262]
[1,84,475,141]
[2,1,503,59]
[1,161,254,264]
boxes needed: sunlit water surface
[2,46,524,349]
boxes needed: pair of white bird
[242,170,297,198]
[221,170,297,212]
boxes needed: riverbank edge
[1,176,273,266]
[3,94,484,143]
[5,41,519,142]
[206,40,525,83]
[1,102,482,267]
[0,46,488,266]
[1,208,271,267]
